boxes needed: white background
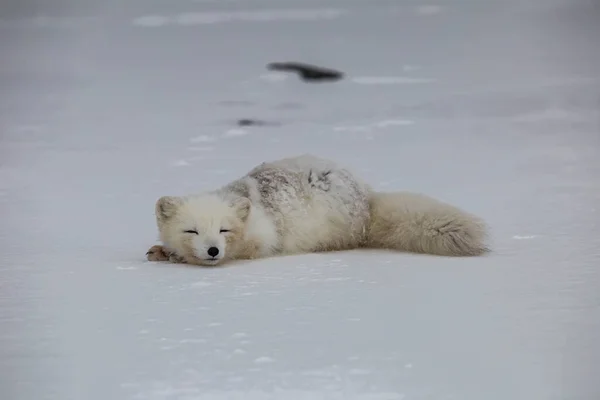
[1,0,599,399]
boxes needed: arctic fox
[146,154,489,266]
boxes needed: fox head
[154,194,251,266]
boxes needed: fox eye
[184,229,198,234]
[219,229,230,233]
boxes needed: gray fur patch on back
[328,169,371,220]
[308,169,332,191]
[247,155,371,231]
[219,178,251,201]
[247,165,303,217]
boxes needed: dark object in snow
[235,119,282,127]
[237,118,268,127]
[267,62,344,82]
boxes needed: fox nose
[207,247,219,258]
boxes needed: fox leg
[146,245,186,263]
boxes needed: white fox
[146,154,489,266]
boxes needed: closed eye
[184,229,199,234]
[219,229,230,233]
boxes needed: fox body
[147,155,489,266]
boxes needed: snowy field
[1,0,599,399]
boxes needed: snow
[1,0,599,399]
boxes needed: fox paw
[146,245,170,262]
[308,169,332,191]
[168,252,186,264]
[146,245,187,264]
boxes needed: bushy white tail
[366,191,489,256]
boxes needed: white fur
[158,195,234,265]
[147,154,489,266]
[244,200,279,257]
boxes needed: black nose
[207,247,219,257]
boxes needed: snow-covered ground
[2,0,599,399]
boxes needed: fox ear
[232,197,251,222]
[156,196,182,220]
